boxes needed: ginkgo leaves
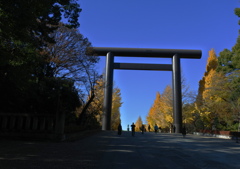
[146,86,173,130]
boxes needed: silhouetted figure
[148,125,151,132]
[173,125,176,133]
[127,124,129,132]
[182,126,186,138]
[131,122,135,136]
[118,123,122,135]
[141,124,145,134]
[154,124,158,133]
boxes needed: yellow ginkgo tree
[87,77,122,130]
[146,86,173,131]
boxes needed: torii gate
[91,47,202,133]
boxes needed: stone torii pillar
[102,52,114,130]
[89,47,202,133]
[172,54,182,133]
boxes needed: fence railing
[0,112,65,140]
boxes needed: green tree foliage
[217,8,240,74]
[0,0,80,46]
[0,1,83,114]
[0,0,81,86]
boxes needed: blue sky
[78,0,239,130]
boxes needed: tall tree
[146,92,162,129]
[135,116,143,132]
[0,0,81,47]
[44,24,98,80]
[44,24,100,124]
[84,78,122,130]
[0,0,82,113]
[146,86,173,131]
[217,8,240,74]
[146,75,195,132]
[192,7,240,131]
[206,72,236,129]
[210,8,240,130]
[111,87,122,130]
[196,49,218,106]
[161,85,173,127]
[195,49,219,130]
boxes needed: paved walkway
[0,131,240,169]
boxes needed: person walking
[182,126,186,138]
[173,125,176,133]
[154,124,158,133]
[118,123,122,135]
[131,122,136,136]
[141,124,145,134]
[148,125,151,132]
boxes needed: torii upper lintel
[89,47,202,58]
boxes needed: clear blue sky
[78,0,239,130]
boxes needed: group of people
[118,123,187,137]
[118,123,142,136]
